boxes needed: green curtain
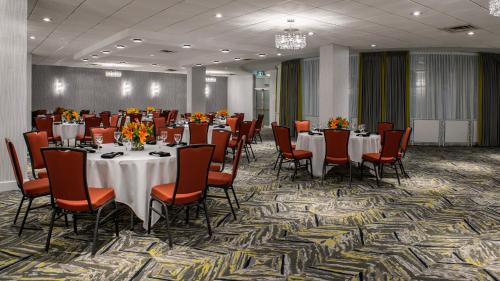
[280,59,302,135]
[478,53,500,146]
[358,51,409,131]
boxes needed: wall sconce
[205,84,210,98]
[150,82,160,97]
[54,79,65,95]
[121,80,132,96]
[205,77,217,83]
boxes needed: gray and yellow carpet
[0,130,499,280]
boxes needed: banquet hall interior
[1,0,500,280]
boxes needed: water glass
[157,135,162,150]
[161,131,168,145]
[114,131,121,146]
[94,134,103,152]
[174,134,181,145]
[123,139,131,151]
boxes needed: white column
[0,0,28,191]
[318,44,350,125]
[186,66,206,113]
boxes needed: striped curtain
[280,59,302,135]
[479,53,500,146]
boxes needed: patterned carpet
[0,129,499,280]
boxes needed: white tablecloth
[295,132,381,177]
[182,125,230,144]
[86,143,178,228]
[53,123,85,140]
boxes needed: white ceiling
[28,0,500,73]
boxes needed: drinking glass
[157,135,162,150]
[114,131,121,146]
[174,133,181,145]
[123,139,131,151]
[95,134,103,152]
[161,131,168,145]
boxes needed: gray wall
[206,76,228,112]
[32,65,228,114]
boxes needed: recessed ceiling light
[221,49,231,53]
[29,35,36,40]
[182,44,192,49]
[82,58,89,62]
[101,50,110,54]
[213,60,220,64]
[258,53,267,57]
[371,44,377,47]
[42,17,51,22]
[90,63,99,66]
[308,31,315,36]
[277,53,282,56]
[215,13,222,18]
[234,57,241,61]
[149,54,155,57]
[116,45,126,49]
[91,54,99,58]
[195,63,203,67]
[412,11,422,16]
[132,38,143,43]
[467,31,475,36]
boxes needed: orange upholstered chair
[153,117,166,137]
[210,129,231,172]
[361,130,404,186]
[5,138,51,236]
[295,120,311,134]
[53,114,62,123]
[147,145,215,248]
[41,148,119,255]
[233,121,252,162]
[24,131,49,179]
[99,112,110,128]
[35,117,61,145]
[189,122,209,145]
[275,126,313,181]
[323,129,351,186]
[244,119,257,161]
[397,127,412,178]
[377,122,394,145]
[167,110,178,124]
[128,113,142,123]
[77,116,101,144]
[91,127,116,144]
[152,110,161,118]
[254,114,264,143]
[207,113,215,125]
[159,127,184,144]
[207,137,245,219]
[226,117,239,137]
[110,114,119,127]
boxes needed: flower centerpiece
[328,116,350,129]
[190,112,208,123]
[121,121,154,151]
[216,109,228,119]
[62,109,79,123]
[127,107,140,115]
[146,106,156,113]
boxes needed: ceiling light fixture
[215,13,222,18]
[101,50,110,54]
[412,11,422,16]
[182,44,192,49]
[308,31,315,36]
[221,49,231,53]
[116,45,126,49]
[150,54,155,57]
[42,17,51,22]
[275,19,307,50]
[152,63,160,66]
[234,57,241,61]
[82,58,89,62]
[91,54,99,58]
[371,44,377,47]
[258,53,267,57]
[213,60,220,64]
[195,63,203,67]
[277,53,282,56]
[490,0,500,17]
[29,35,36,40]
[132,38,143,43]
[467,31,475,36]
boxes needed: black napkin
[53,122,62,125]
[78,144,98,149]
[308,131,322,136]
[356,133,371,137]
[216,125,226,128]
[146,140,157,145]
[101,152,124,159]
[354,130,361,133]
[149,151,171,157]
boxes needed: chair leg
[73,214,78,234]
[273,153,281,170]
[258,132,262,142]
[185,206,190,225]
[18,198,33,236]
[398,159,409,178]
[349,162,352,188]
[277,157,284,178]
[113,201,119,237]
[292,160,298,181]
[321,162,326,185]
[91,206,105,256]
[394,164,401,185]
[13,196,25,225]
[162,202,173,248]
[224,189,237,220]
[147,198,153,234]
[64,214,69,227]
[309,158,313,179]
[230,185,240,209]
[374,163,380,186]
[360,160,365,180]
[244,145,250,163]
[249,144,256,160]
[45,208,57,252]
[380,164,385,179]
[130,207,134,231]
[202,199,212,236]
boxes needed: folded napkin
[308,131,323,136]
[356,133,371,137]
[53,122,62,125]
[216,125,226,128]
[101,152,124,159]
[146,140,157,145]
[78,144,98,149]
[149,151,171,157]
[167,143,177,147]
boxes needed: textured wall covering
[206,77,228,112]
[0,0,28,189]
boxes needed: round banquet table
[86,143,178,228]
[182,124,230,144]
[295,132,381,177]
[53,123,85,141]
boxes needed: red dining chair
[5,138,51,236]
[42,148,119,255]
[91,127,116,144]
[377,122,394,145]
[206,113,215,125]
[322,129,351,186]
[361,130,404,186]
[153,117,166,137]
[80,110,90,116]
[78,116,101,144]
[53,114,62,123]
[152,110,161,118]
[295,120,311,134]
[397,127,412,178]
[210,129,231,172]
[159,127,184,144]
[254,114,264,143]
[189,122,209,145]
[244,119,257,161]
[207,137,245,219]
[167,110,178,124]
[118,114,127,131]
[99,112,110,128]
[128,113,142,123]
[23,131,49,179]
[233,121,252,162]
[110,114,119,127]
[226,117,239,138]
[35,117,61,146]
[275,126,313,181]
[147,144,215,248]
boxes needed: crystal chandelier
[490,0,500,17]
[275,19,307,50]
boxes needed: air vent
[160,49,174,53]
[165,68,177,71]
[441,24,477,33]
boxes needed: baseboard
[0,180,17,192]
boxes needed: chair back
[35,117,55,138]
[275,126,293,155]
[118,115,127,130]
[295,120,310,134]
[239,121,252,143]
[160,127,184,143]
[271,121,278,147]
[377,122,394,145]
[173,145,214,205]
[152,110,161,118]
[324,129,350,160]
[153,117,166,137]
[207,113,215,125]
[128,113,142,123]
[53,114,62,123]
[82,114,95,119]
[380,130,404,160]
[237,113,244,125]
[226,117,239,136]
[110,114,119,127]
[80,110,90,116]
[211,129,231,163]
[184,113,192,119]
[5,139,25,192]
[24,131,49,175]
[189,122,209,144]
[246,119,257,144]
[231,136,246,180]
[167,110,178,124]
[84,116,102,137]
[41,148,92,210]
[100,112,110,128]
[400,127,412,157]
[256,114,264,131]
[91,127,116,144]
